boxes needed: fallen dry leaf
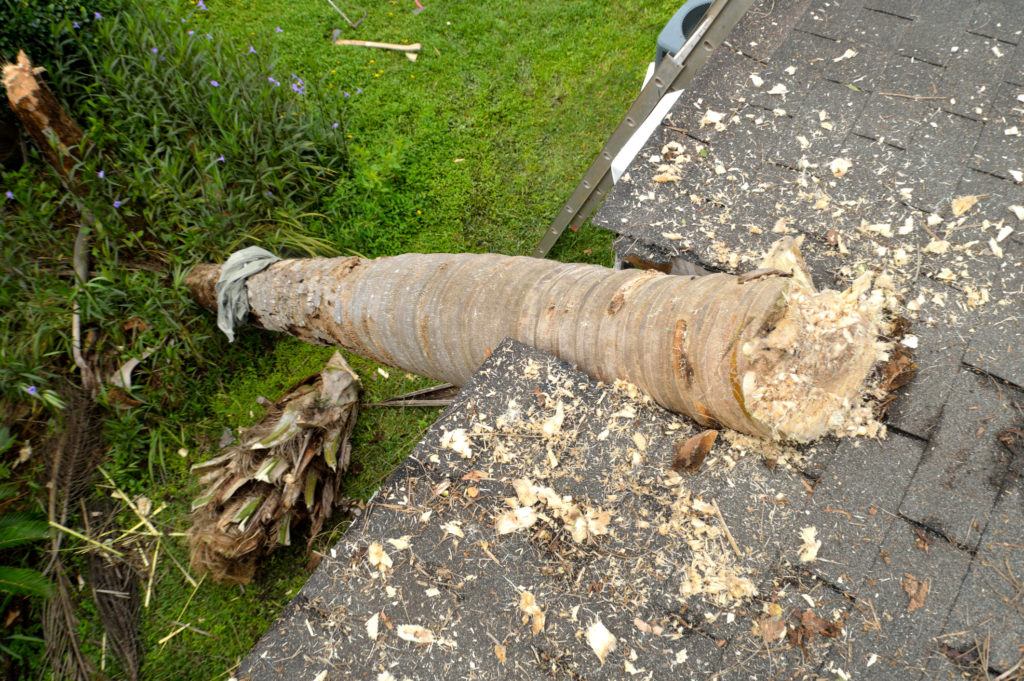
[366,613,379,640]
[672,430,718,472]
[951,195,980,217]
[756,615,786,644]
[875,345,917,418]
[878,344,916,392]
[797,609,841,638]
[494,644,507,663]
[902,573,930,612]
[396,624,435,644]
[586,619,617,664]
[461,469,489,482]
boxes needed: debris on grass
[188,352,360,584]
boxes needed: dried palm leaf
[188,352,360,583]
[88,550,140,681]
[42,562,94,681]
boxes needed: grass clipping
[188,352,359,584]
[741,237,888,442]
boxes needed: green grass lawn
[188,0,673,260]
[2,0,680,677]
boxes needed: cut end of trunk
[184,263,221,312]
[2,51,41,105]
[739,241,886,442]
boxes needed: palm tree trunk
[186,249,883,442]
[3,51,85,177]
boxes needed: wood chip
[902,573,929,612]
[798,526,821,563]
[396,624,435,644]
[586,619,616,664]
[519,591,545,635]
[951,195,980,216]
[367,542,392,570]
[495,506,538,534]
[828,157,852,177]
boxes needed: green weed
[1,0,681,677]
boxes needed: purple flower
[113,200,122,208]
[275,26,283,33]
[27,386,37,395]
[205,33,213,39]
[151,47,158,54]
[188,29,195,35]
[5,190,13,200]
[217,154,225,163]
[356,87,363,94]
[248,45,256,54]
[268,76,280,86]
[332,122,339,129]
[94,11,102,19]
[210,80,219,87]
[343,91,350,97]
[97,170,104,179]
[73,21,80,28]
[197,0,208,9]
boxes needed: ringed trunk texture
[186,250,882,442]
